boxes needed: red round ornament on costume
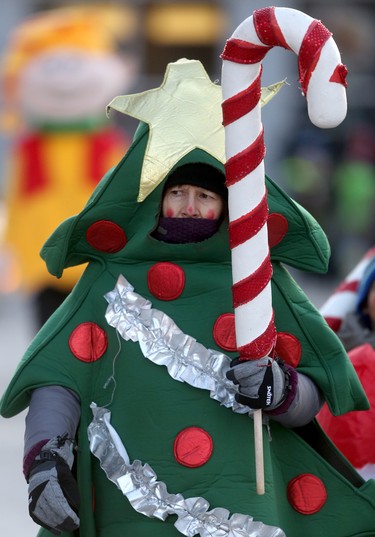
[174,427,213,468]
[275,332,302,368]
[213,313,237,352]
[69,322,108,362]
[86,220,127,253]
[147,262,185,300]
[267,213,288,248]
[287,473,327,514]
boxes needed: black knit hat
[164,162,227,199]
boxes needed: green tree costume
[1,60,375,537]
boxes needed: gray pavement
[0,292,39,536]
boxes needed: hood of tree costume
[1,59,375,537]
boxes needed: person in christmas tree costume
[0,5,135,326]
[2,7,375,535]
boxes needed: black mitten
[27,434,80,535]
[226,356,287,409]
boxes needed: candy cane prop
[221,6,348,494]
[320,247,375,332]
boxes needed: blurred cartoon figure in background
[0,5,138,327]
[319,248,375,479]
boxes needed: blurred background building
[0,1,373,535]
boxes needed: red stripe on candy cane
[229,194,268,249]
[254,7,291,50]
[330,64,348,87]
[336,280,359,294]
[225,130,265,185]
[298,20,332,96]
[237,314,277,360]
[222,73,262,126]
[232,255,273,308]
[221,39,271,65]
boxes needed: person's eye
[170,189,183,196]
[199,192,214,201]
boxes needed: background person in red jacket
[319,254,375,479]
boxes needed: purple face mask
[152,217,221,244]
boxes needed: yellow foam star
[108,58,287,201]
[107,58,225,202]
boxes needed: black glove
[27,434,80,535]
[226,356,287,410]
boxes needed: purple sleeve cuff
[23,439,49,480]
[265,363,299,416]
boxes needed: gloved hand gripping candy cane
[221,6,348,494]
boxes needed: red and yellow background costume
[1,6,136,299]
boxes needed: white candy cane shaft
[221,6,348,361]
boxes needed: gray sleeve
[24,386,81,457]
[269,372,324,428]
[337,312,375,351]
[337,313,365,351]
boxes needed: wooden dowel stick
[254,408,265,495]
